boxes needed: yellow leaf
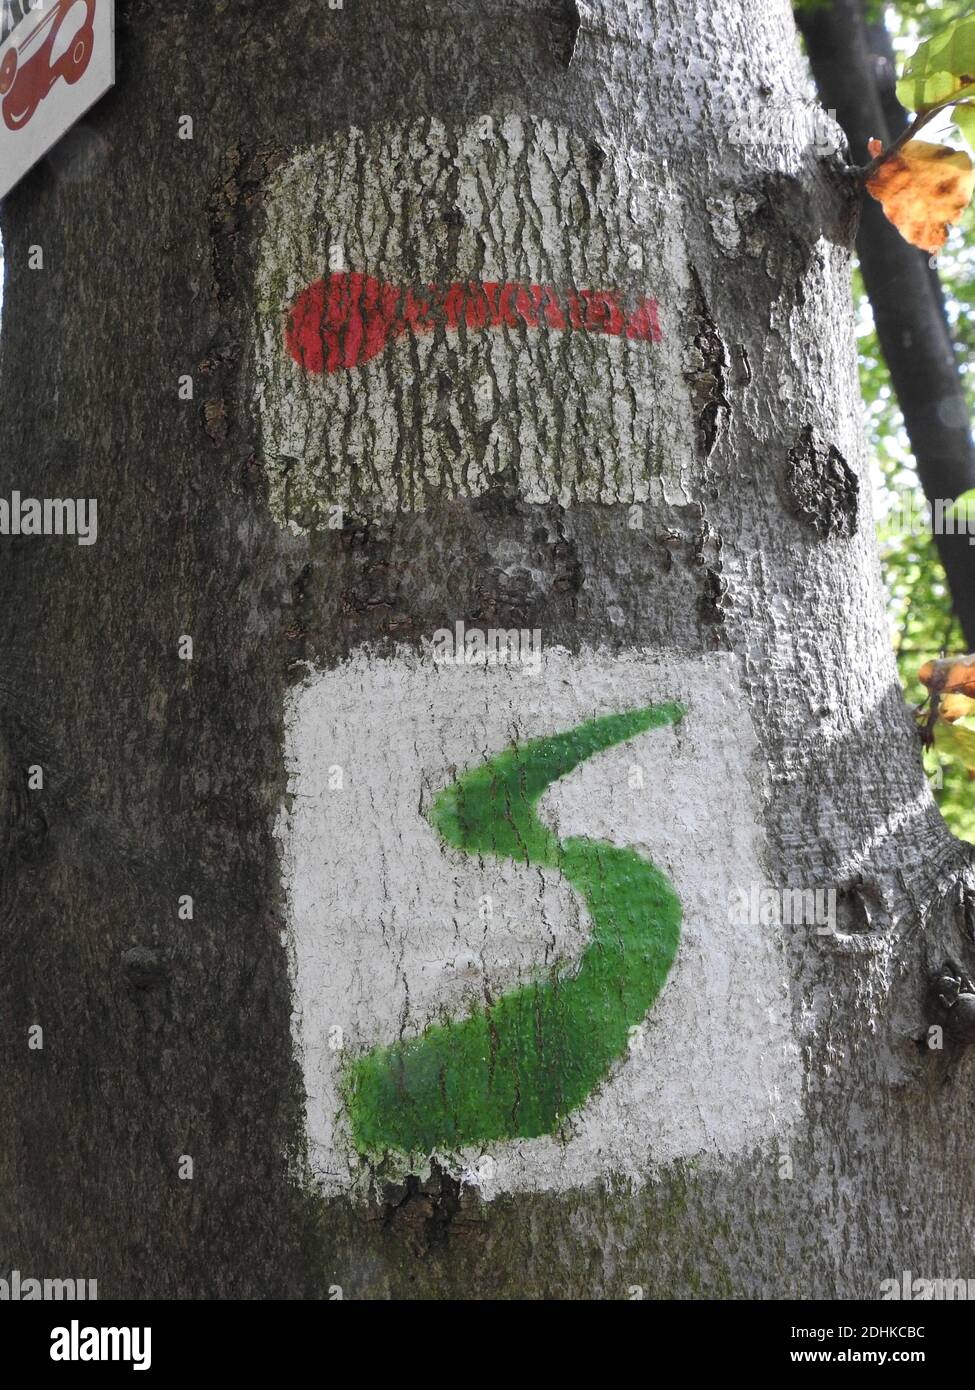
[866,138,975,253]
[940,692,975,721]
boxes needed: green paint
[346,702,686,1155]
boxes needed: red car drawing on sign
[0,0,95,132]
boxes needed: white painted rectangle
[254,116,696,529]
[277,647,800,1199]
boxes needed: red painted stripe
[284,271,663,375]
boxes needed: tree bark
[1,0,974,1300]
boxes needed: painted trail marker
[278,649,800,1199]
[255,115,696,527]
[285,271,663,377]
[349,701,685,1154]
[0,0,114,201]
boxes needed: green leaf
[934,717,975,770]
[955,101,975,150]
[898,16,975,113]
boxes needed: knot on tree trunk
[929,959,975,1045]
[540,0,580,68]
[784,425,859,538]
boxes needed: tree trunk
[2,0,974,1300]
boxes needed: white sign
[0,0,114,200]
[277,647,800,1199]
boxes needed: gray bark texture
[1,0,974,1300]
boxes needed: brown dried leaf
[939,692,975,722]
[919,653,975,697]
[866,137,975,253]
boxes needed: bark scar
[929,959,975,1045]
[552,0,581,67]
[784,425,859,539]
[685,269,730,458]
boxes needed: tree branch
[859,107,938,181]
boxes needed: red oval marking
[284,272,662,375]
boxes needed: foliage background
[848,0,975,838]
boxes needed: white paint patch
[277,647,800,1199]
[254,115,695,528]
